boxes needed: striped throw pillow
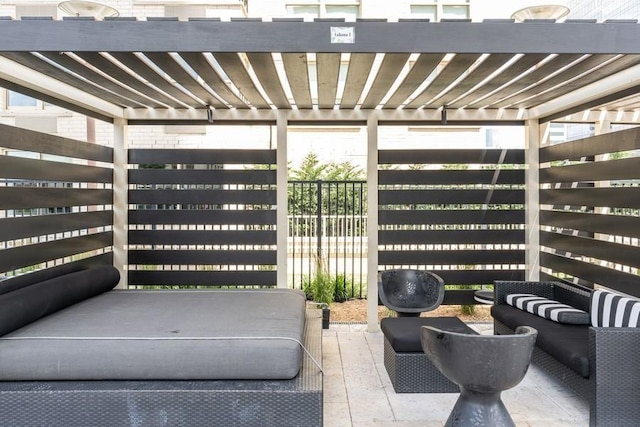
[506,293,590,325]
[590,289,640,327]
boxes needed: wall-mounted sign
[331,27,355,44]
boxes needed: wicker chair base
[383,337,459,393]
[0,310,323,427]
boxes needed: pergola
[2,17,640,330]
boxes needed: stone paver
[323,323,589,427]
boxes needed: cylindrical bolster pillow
[0,265,120,336]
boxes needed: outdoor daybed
[0,265,323,426]
[491,280,640,427]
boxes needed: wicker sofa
[491,280,640,427]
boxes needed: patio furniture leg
[445,389,514,427]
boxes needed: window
[286,2,359,21]
[7,91,37,108]
[410,1,469,21]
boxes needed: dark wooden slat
[379,229,524,245]
[0,232,112,273]
[0,156,112,183]
[129,149,276,165]
[540,156,640,183]
[245,52,290,108]
[494,54,618,108]
[442,289,476,305]
[316,53,341,109]
[281,53,312,108]
[128,169,276,185]
[540,127,640,162]
[0,188,112,210]
[379,169,524,185]
[39,52,161,108]
[378,209,524,225]
[361,53,410,109]
[178,52,249,108]
[0,253,113,295]
[378,189,524,205]
[540,210,640,239]
[540,187,640,209]
[383,53,445,109]
[516,54,640,109]
[541,230,640,269]
[128,209,276,225]
[128,189,276,205]
[143,52,227,108]
[340,53,375,109]
[438,270,525,286]
[406,53,482,109]
[0,211,113,242]
[129,250,276,265]
[212,53,270,108]
[128,270,277,286]
[449,53,548,108]
[128,230,276,246]
[0,52,140,108]
[109,52,203,108]
[379,249,523,265]
[0,123,112,163]
[378,149,524,165]
[472,54,583,108]
[541,252,640,297]
[430,53,516,107]
[74,52,181,108]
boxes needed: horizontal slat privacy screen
[378,148,526,297]
[128,149,277,288]
[0,123,114,287]
[539,126,640,297]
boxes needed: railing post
[316,180,322,260]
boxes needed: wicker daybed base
[0,309,323,427]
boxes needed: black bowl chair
[421,325,538,427]
[378,269,445,317]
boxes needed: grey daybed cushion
[0,289,307,381]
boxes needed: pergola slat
[360,53,410,109]
[406,53,482,109]
[178,52,249,108]
[109,52,203,108]
[383,53,445,109]
[515,54,640,108]
[316,53,341,109]
[245,52,290,108]
[212,52,270,108]
[74,52,182,108]
[449,53,548,108]
[282,53,312,108]
[39,52,162,108]
[340,53,375,109]
[430,53,516,107]
[0,52,139,108]
[143,52,227,108]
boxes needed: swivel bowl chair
[378,269,445,317]
[421,325,538,427]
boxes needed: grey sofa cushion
[0,289,307,381]
[492,304,589,378]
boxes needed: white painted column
[525,119,541,281]
[276,111,289,289]
[367,112,379,332]
[112,118,128,288]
